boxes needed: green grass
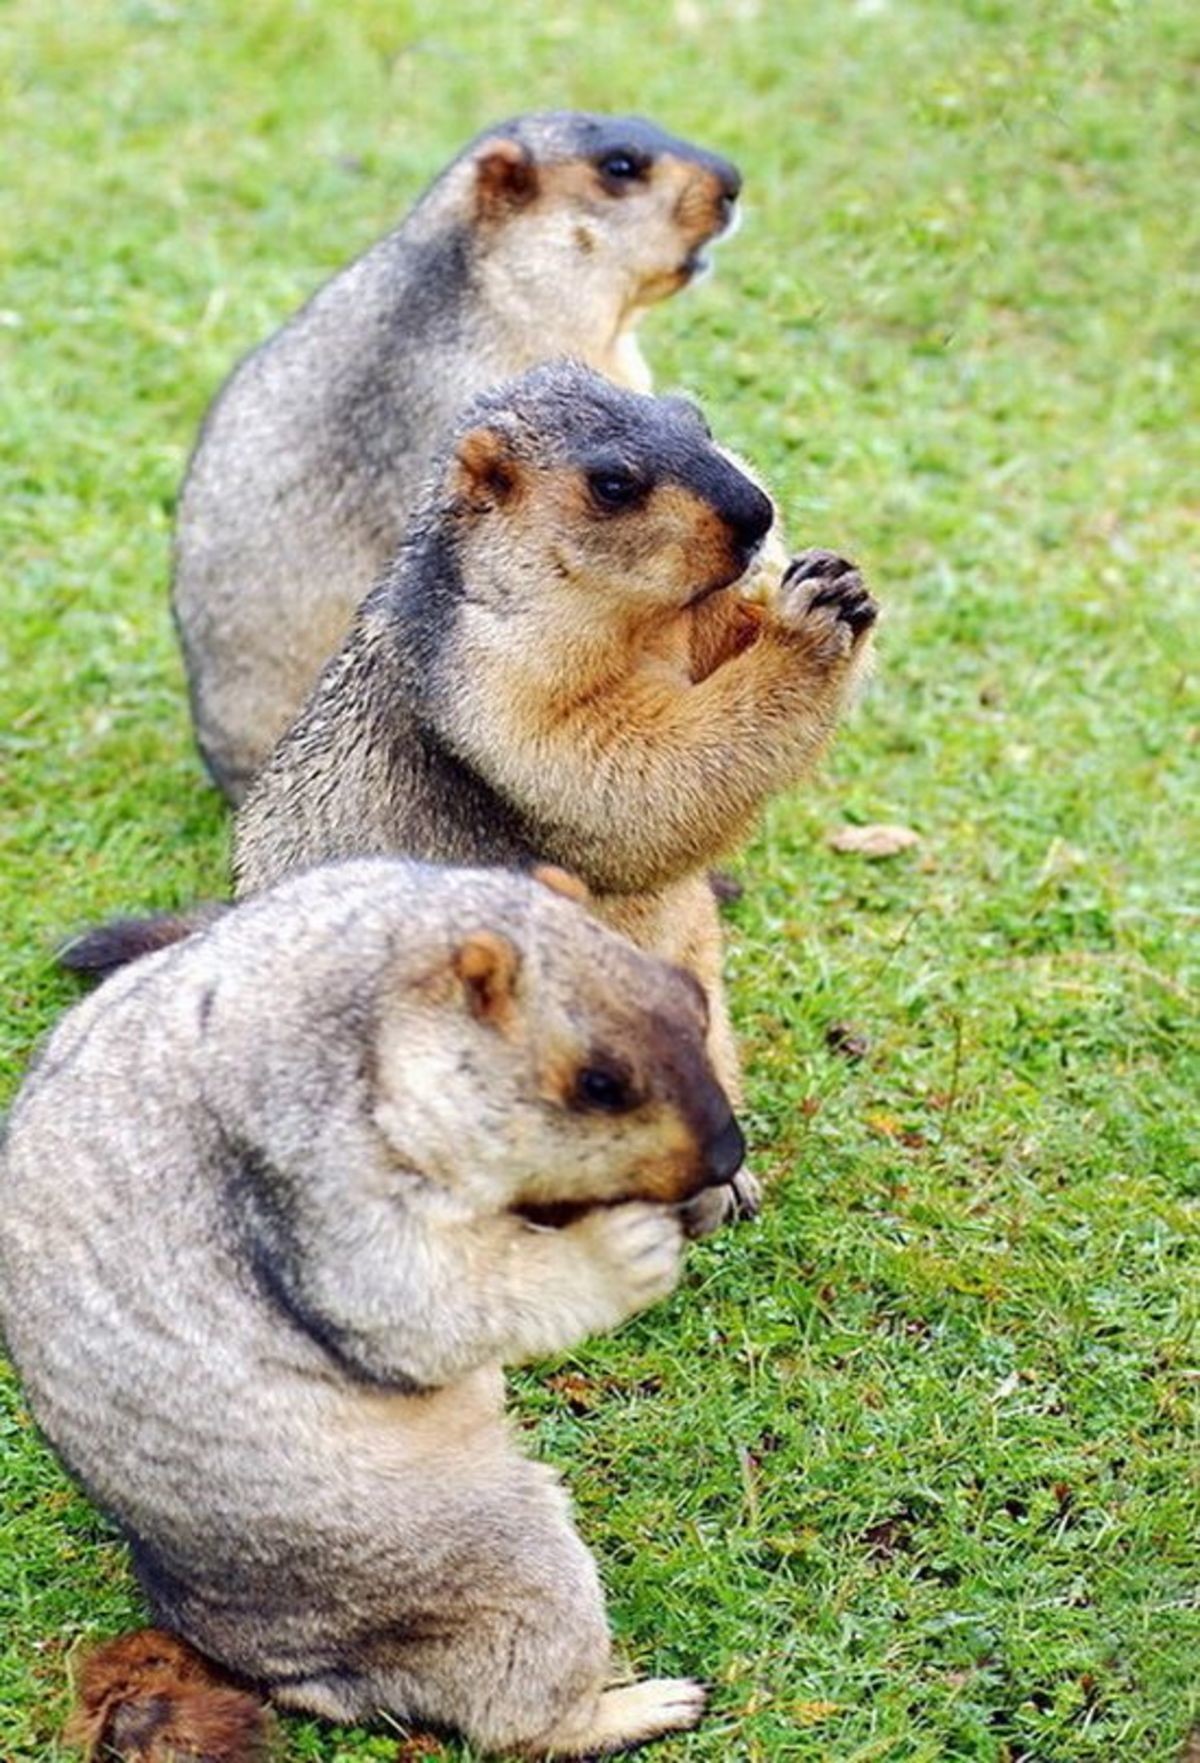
[2,1,1197,1758]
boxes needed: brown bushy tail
[65,1628,272,1761]
[58,905,228,983]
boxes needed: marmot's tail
[65,1628,272,1761]
[58,905,227,983]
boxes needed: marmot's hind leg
[538,1677,708,1757]
[330,1501,622,1758]
[270,1675,369,1723]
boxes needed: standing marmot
[174,112,742,802]
[2,859,743,1757]
[232,360,878,1225]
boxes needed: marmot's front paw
[573,1201,685,1317]
[778,550,878,657]
[681,1166,762,1239]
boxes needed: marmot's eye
[587,468,643,510]
[598,150,645,184]
[574,1066,636,1113]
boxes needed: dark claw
[842,592,879,635]
[782,548,857,588]
[730,1171,763,1221]
[807,581,864,610]
[808,581,877,628]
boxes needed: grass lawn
[2,1,1197,1758]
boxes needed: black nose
[702,1114,746,1187]
[731,483,775,557]
[714,157,742,203]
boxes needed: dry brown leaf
[395,1737,447,1760]
[546,1371,601,1414]
[828,823,920,858]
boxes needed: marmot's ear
[532,865,590,905]
[453,930,522,1033]
[474,138,539,216]
[454,427,522,511]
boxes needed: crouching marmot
[173,112,743,802]
[3,860,744,1757]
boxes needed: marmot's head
[369,864,744,1217]
[443,111,740,330]
[438,360,774,615]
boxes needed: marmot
[230,360,877,1221]
[174,111,742,802]
[3,859,744,1758]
